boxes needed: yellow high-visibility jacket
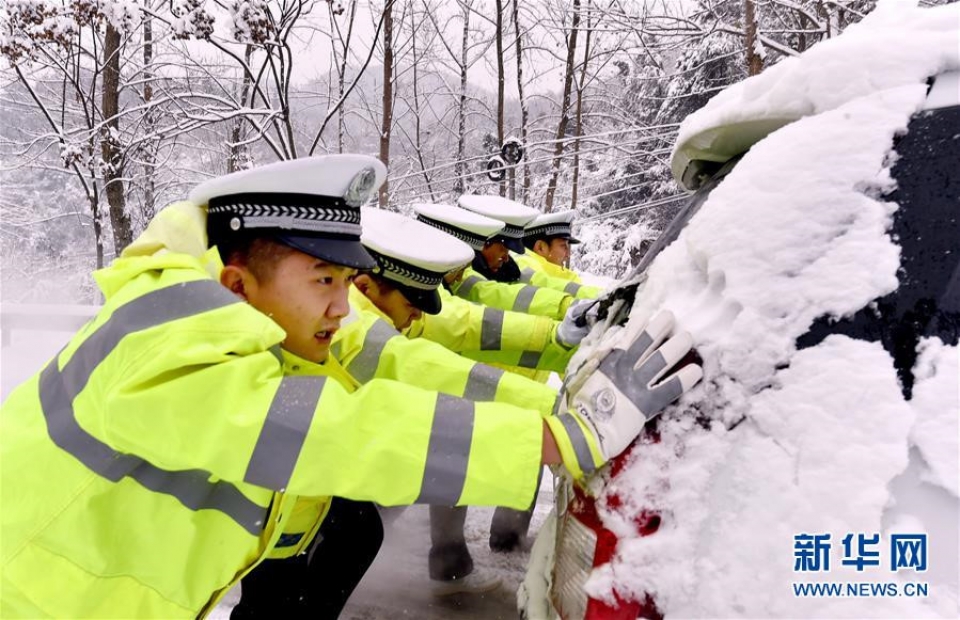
[0,202,544,619]
[333,289,559,415]
[267,350,358,561]
[451,266,573,320]
[513,251,602,299]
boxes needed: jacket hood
[93,201,223,300]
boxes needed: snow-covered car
[520,4,959,619]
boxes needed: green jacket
[0,202,544,618]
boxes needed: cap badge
[344,167,377,207]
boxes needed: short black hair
[362,270,397,293]
[523,234,564,251]
[214,232,296,281]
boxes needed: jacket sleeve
[90,304,543,510]
[406,294,555,353]
[461,341,575,374]
[452,271,573,320]
[338,314,559,418]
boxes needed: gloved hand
[545,310,703,478]
[555,299,597,349]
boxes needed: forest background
[2,0,946,302]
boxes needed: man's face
[480,239,510,272]
[230,250,355,363]
[535,237,571,267]
[355,275,423,330]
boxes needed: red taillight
[551,429,664,620]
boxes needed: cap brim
[502,237,526,254]
[394,282,442,315]
[568,236,581,244]
[277,235,377,269]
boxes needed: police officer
[518,209,602,299]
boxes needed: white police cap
[457,194,539,252]
[523,209,581,244]
[191,155,386,269]
[360,208,474,314]
[412,203,505,251]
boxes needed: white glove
[555,299,597,349]
[546,310,703,477]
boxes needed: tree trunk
[142,13,156,221]
[337,1,358,153]
[102,23,132,253]
[511,0,529,202]
[453,1,471,195]
[495,0,506,197]
[744,0,763,76]
[89,184,105,270]
[378,0,395,207]
[543,0,580,213]
[229,44,255,172]
[410,7,435,201]
[571,0,592,210]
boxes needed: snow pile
[909,339,959,497]
[671,1,960,185]
[576,3,959,617]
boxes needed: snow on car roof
[580,6,959,616]
[671,1,960,190]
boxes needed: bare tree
[101,22,133,251]
[744,0,763,75]
[494,0,506,197]
[227,44,255,172]
[379,0,395,206]
[328,0,359,153]
[543,0,581,212]
[511,0,531,202]
[570,0,593,209]
[135,8,158,223]
[454,0,473,194]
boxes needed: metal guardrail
[0,303,98,347]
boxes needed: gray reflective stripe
[348,319,400,383]
[463,363,504,401]
[38,280,269,535]
[244,375,326,489]
[415,394,474,505]
[557,413,595,475]
[512,286,538,313]
[268,344,284,365]
[480,308,504,351]
[330,341,343,360]
[564,281,582,296]
[457,275,483,298]
[519,268,535,283]
[517,351,543,369]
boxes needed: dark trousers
[428,468,543,579]
[490,467,542,550]
[428,505,473,581]
[231,498,383,619]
